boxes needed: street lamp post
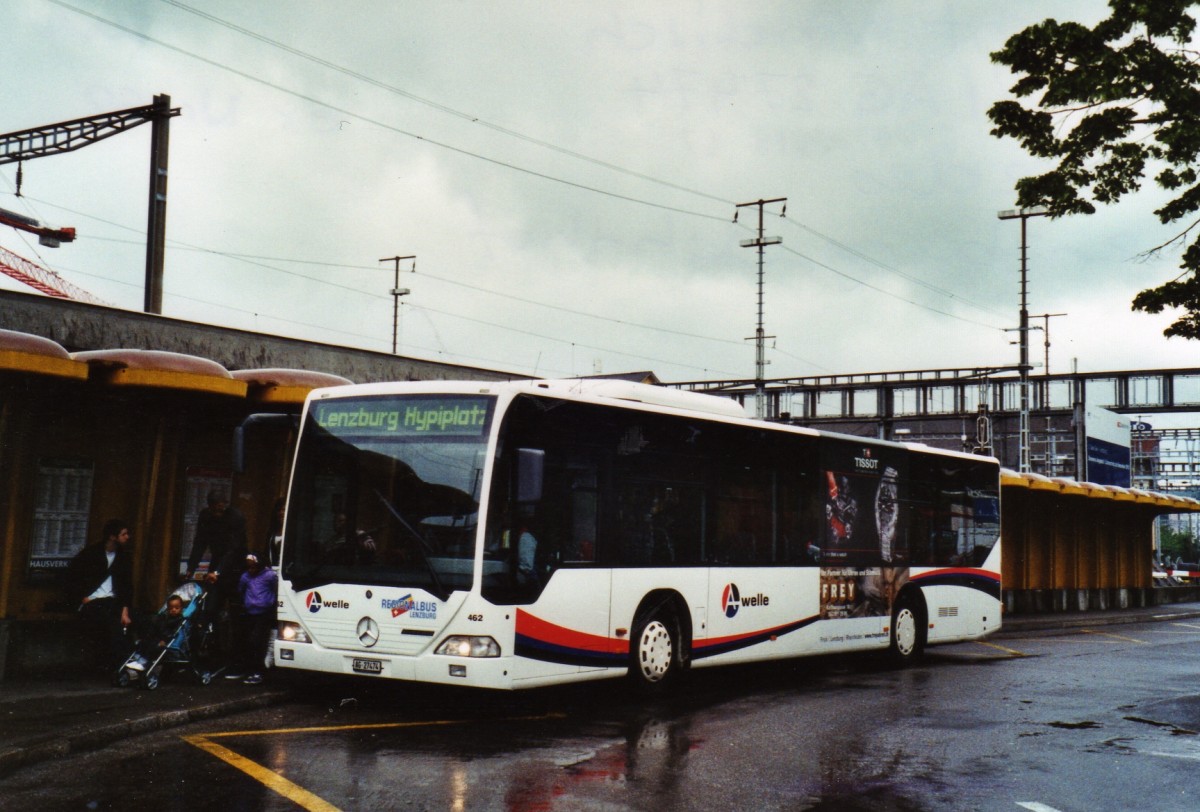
[379,255,415,355]
[997,206,1047,473]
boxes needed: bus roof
[306,378,997,466]
[308,377,749,419]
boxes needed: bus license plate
[352,658,383,674]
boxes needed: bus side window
[613,484,654,566]
[712,472,772,565]
[567,468,598,563]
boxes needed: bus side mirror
[234,413,298,473]
[517,448,545,503]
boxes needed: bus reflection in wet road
[178,648,1004,811]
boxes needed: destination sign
[312,396,493,438]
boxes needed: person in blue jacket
[231,553,278,685]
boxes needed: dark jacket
[187,506,248,581]
[148,611,185,646]
[66,542,133,610]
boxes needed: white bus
[272,378,1001,690]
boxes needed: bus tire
[630,606,680,692]
[889,593,926,664]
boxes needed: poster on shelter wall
[177,467,233,576]
[27,457,94,578]
[818,442,905,568]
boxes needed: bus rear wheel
[630,609,679,692]
[889,595,926,664]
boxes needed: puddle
[1124,716,1198,736]
[1045,720,1101,730]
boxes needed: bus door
[497,455,617,680]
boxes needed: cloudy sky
[2,1,1194,384]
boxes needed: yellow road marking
[1080,629,1146,644]
[182,712,566,809]
[973,640,1028,657]
[199,712,565,740]
[184,734,342,812]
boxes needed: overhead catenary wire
[47,0,730,225]
[780,216,1011,321]
[6,181,991,378]
[50,0,1016,326]
[158,0,735,209]
[14,2,1016,380]
[157,0,1010,327]
[40,255,629,376]
[17,195,745,376]
[20,192,821,367]
[731,219,1007,331]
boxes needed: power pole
[379,255,415,354]
[0,95,182,314]
[1032,311,1067,375]
[736,197,786,420]
[997,206,1048,473]
[144,94,174,314]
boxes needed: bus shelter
[1001,470,1200,614]
[0,328,349,678]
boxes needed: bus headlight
[435,635,500,658]
[278,621,311,644]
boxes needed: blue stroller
[116,580,217,690]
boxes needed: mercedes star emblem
[356,617,380,647]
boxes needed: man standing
[185,490,248,599]
[185,490,247,669]
[66,519,134,673]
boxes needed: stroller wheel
[200,671,213,686]
[145,668,161,691]
[115,670,131,688]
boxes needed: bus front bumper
[273,641,515,689]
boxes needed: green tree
[1159,524,1197,562]
[989,1,1200,338]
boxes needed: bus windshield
[281,394,494,599]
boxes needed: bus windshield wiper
[373,489,448,599]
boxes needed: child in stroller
[116,580,216,689]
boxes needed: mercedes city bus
[270,378,1001,690]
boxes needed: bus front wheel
[630,608,679,692]
[889,595,926,664]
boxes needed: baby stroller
[116,580,217,690]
